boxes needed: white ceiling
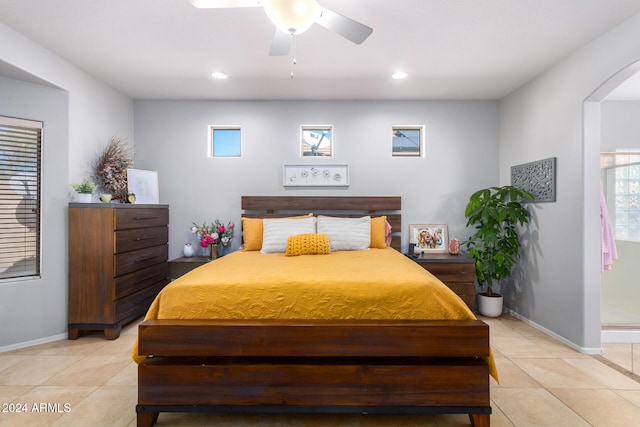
[1,0,640,100]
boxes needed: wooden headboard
[241,196,402,251]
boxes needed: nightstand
[168,256,210,280]
[406,251,476,310]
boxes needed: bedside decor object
[191,219,235,259]
[183,243,194,257]
[448,238,460,255]
[208,243,219,260]
[283,164,349,187]
[127,169,159,204]
[409,224,448,254]
[99,194,112,203]
[511,157,556,202]
[93,136,133,202]
[464,185,533,317]
[70,178,96,203]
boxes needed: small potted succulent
[70,178,97,203]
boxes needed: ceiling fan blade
[189,0,263,8]
[315,7,373,44]
[269,29,291,56]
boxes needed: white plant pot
[477,293,504,317]
[77,193,92,203]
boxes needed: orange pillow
[370,216,388,249]
[241,213,313,251]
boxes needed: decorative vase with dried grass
[93,136,133,202]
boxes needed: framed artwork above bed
[410,223,448,254]
[283,164,349,187]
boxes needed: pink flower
[230,223,235,229]
[218,225,225,233]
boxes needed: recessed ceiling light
[211,71,228,79]
[392,72,408,80]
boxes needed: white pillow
[261,217,317,253]
[316,216,371,251]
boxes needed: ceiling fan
[189,0,373,56]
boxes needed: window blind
[0,116,42,280]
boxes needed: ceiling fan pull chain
[290,33,297,79]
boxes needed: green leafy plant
[464,185,533,296]
[70,178,96,194]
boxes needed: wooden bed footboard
[136,319,492,427]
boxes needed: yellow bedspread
[132,248,497,380]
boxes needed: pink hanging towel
[601,183,618,272]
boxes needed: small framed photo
[410,224,448,254]
[126,169,159,204]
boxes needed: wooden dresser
[68,203,170,339]
[407,250,477,310]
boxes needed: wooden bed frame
[136,196,491,427]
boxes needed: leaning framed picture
[126,169,159,204]
[410,224,448,254]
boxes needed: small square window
[210,126,241,157]
[392,126,423,157]
[301,125,332,157]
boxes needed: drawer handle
[134,255,158,263]
[135,236,157,241]
[133,216,159,220]
[135,273,164,284]
[438,271,467,275]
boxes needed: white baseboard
[601,329,640,343]
[0,333,67,354]
[505,309,604,355]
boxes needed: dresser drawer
[419,262,475,284]
[115,281,168,323]
[445,282,476,305]
[115,226,168,253]
[114,244,168,277]
[115,208,169,230]
[115,262,170,299]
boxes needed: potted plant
[464,185,533,317]
[71,178,97,203]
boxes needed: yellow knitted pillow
[286,233,331,256]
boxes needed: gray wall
[0,76,69,346]
[133,100,499,259]
[499,13,640,352]
[601,101,640,151]
[0,22,134,349]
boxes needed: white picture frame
[283,164,349,187]
[410,224,448,254]
[126,169,159,204]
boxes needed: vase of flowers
[191,219,235,260]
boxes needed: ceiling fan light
[264,0,320,35]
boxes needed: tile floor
[1,314,640,426]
